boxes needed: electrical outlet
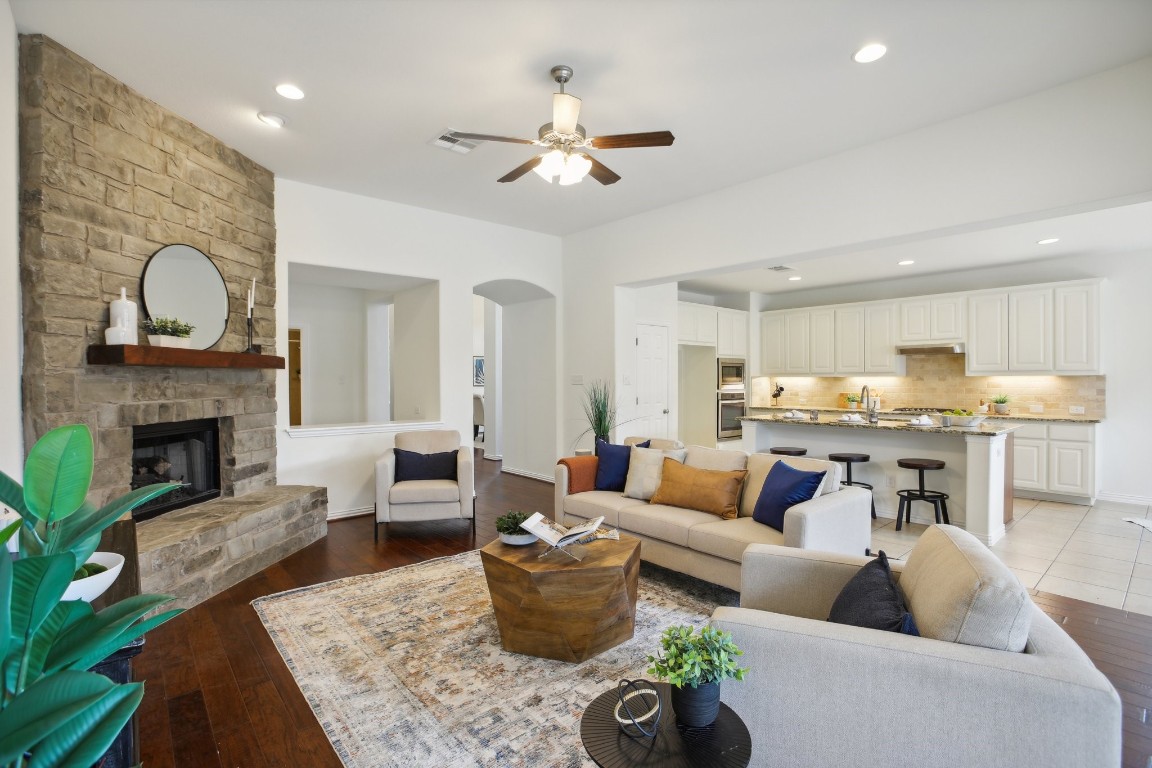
[414,405,422,417]
[886,476,895,488]
[1069,405,1085,415]
[570,374,584,386]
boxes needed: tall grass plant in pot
[0,424,184,766]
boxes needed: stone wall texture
[19,35,279,505]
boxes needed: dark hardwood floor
[137,451,1152,768]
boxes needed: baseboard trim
[327,506,374,521]
[1095,491,1152,507]
[500,467,555,484]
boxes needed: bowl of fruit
[61,551,125,603]
[941,410,986,428]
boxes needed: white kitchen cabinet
[809,308,836,374]
[1054,282,1100,373]
[864,303,905,374]
[1011,422,1097,501]
[1011,424,1048,492]
[678,302,718,346]
[1008,288,1053,371]
[899,295,965,343]
[966,292,1009,373]
[716,308,748,357]
[783,312,810,374]
[834,306,865,373]
[760,312,786,373]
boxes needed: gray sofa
[556,439,872,591]
[711,525,1122,767]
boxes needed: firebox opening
[131,418,222,521]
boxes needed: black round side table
[580,682,752,768]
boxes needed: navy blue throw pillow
[827,551,920,636]
[394,448,458,482]
[594,439,649,492]
[751,460,826,532]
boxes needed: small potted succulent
[647,624,747,727]
[144,316,195,348]
[845,393,860,409]
[991,394,1010,414]
[495,510,537,545]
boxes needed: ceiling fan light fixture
[552,93,582,136]
[558,152,592,185]
[532,149,566,182]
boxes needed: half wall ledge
[137,485,327,609]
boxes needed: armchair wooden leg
[374,519,379,543]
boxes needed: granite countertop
[740,413,1023,436]
[747,406,1101,424]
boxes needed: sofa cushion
[389,479,460,504]
[685,445,749,472]
[625,436,684,450]
[618,503,718,547]
[562,491,647,528]
[752,461,827,532]
[394,448,458,482]
[624,447,687,500]
[828,551,920,635]
[900,524,1032,652]
[687,516,786,563]
[739,454,840,518]
[594,439,649,492]
[650,459,748,519]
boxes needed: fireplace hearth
[131,418,222,521]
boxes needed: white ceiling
[11,0,1152,294]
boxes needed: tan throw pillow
[650,459,748,519]
[623,446,687,500]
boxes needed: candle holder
[244,316,259,354]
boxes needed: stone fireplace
[130,417,222,520]
[17,35,327,608]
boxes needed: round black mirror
[140,244,230,350]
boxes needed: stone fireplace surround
[18,35,327,608]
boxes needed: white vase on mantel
[109,287,138,345]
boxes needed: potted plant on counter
[845,394,860,410]
[144,315,195,348]
[991,394,1010,414]
[495,510,536,545]
[647,624,747,727]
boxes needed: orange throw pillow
[650,458,748,519]
[557,456,598,494]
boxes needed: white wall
[287,282,367,425]
[275,179,562,517]
[0,3,22,476]
[500,297,557,480]
[391,282,440,421]
[364,300,392,423]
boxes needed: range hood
[895,343,966,356]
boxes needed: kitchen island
[741,414,1023,545]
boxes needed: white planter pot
[62,551,125,602]
[148,335,191,348]
[994,403,1009,414]
[499,532,538,546]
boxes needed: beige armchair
[710,526,1121,768]
[374,430,474,541]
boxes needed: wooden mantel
[87,344,285,369]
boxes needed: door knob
[662,408,669,414]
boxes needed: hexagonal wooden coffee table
[480,536,641,663]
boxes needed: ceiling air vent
[765,265,794,272]
[430,130,478,154]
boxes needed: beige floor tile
[1044,562,1132,591]
[1032,500,1091,513]
[1126,576,1152,598]
[1036,575,1125,609]
[1137,541,1152,566]
[1075,521,1145,541]
[1123,592,1152,618]
[1132,563,1152,581]
[1003,525,1075,547]
[992,550,1054,574]
[1062,534,1140,560]
[1008,568,1043,589]
[991,539,1064,561]
[1025,506,1088,523]
[1055,549,1136,575]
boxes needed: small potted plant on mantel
[991,394,1010,414]
[495,510,537,545]
[144,315,195,348]
[647,624,747,727]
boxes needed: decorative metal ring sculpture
[613,678,662,739]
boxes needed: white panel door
[835,306,865,373]
[760,313,786,374]
[966,293,1009,373]
[635,323,670,439]
[809,308,836,375]
[899,300,931,342]
[1054,283,1099,373]
[783,312,810,374]
[864,303,902,373]
[1048,441,1093,496]
[1009,288,1053,371]
[931,296,965,341]
[677,302,698,343]
[1012,438,1047,491]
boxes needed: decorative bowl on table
[61,551,125,602]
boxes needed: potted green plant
[580,379,617,446]
[495,510,536,545]
[144,315,195,348]
[845,394,860,409]
[0,424,184,766]
[647,624,747,727]
[991,394,1010,414]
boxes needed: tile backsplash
[750,355,1105,417]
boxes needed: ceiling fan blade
[587,131,676,149]
[497,155,543,183]
[587,155,621,186]
[450,132,536,145]
[552,93,582,135]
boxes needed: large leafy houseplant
[0,424,184,766]
[647,624,746,727]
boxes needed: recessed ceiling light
[276,83,305,100]
[853,43,887,64]
[257,111,286,128]
[1037,237,1060,245]
[788,276,802,282]
[898,260,915,266]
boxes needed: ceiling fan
[449,65,674,186]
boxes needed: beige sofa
[711,525,1122,767]
[556,439,872,591]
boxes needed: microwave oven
[717,358,746,391]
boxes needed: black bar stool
[828,452,875,519]
[770,447,807,456]
[895,458,949,530]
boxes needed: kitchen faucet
[861,385,878,423]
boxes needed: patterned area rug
[253,551,738,768]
